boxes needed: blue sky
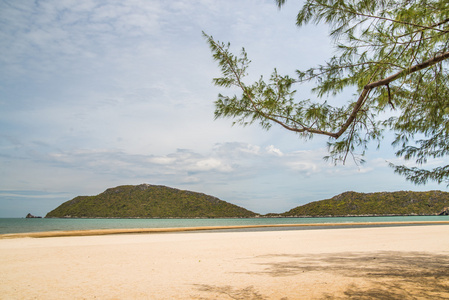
[1,0,447,217]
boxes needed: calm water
[0,216,447,234]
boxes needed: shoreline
[1,220,449,239]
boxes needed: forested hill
[282,191,449,217]
[45,184,256,218]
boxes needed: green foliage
[282,190,449,216]
[205,0,449,184]
[45,184,256,218]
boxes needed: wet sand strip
[2,220,449,239]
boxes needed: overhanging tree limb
[205,0,449,184]
[334,50,449,137]
[365,51,449,89]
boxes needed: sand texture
[1,225,448,299]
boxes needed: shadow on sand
[194,251,449,299]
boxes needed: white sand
[1,225,448,299]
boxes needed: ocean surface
[0,216,448,235]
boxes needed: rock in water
[26,213,42,218]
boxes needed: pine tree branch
[334,87,371,138]
[311,0,449,34]
[294,61,403,83]
[334,51,449,138]
[365,50,449,89]
[207,34,337,137]
[208,37,449,140]
[395,18,449,38]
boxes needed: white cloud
[266,145,283,156]
[190,158,233,172]
[147,156,177,165]
[289,161,318,174]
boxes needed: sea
[0,215,448,235]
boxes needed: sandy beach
[1,225,448,299]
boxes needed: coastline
[1,220,449,239]
[1,224,448,299]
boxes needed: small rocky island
[26,213,42,218]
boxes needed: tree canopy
[204,0,449,185]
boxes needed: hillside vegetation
[45,184,256,218]
[282,191,449,217]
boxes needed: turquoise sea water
[0,216,448,235]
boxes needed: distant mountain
[46,184,257,218]
[282,191,449,217]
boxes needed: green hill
[45,184,257,218]
[282,191,449,217]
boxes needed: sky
[1,0,447,217]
